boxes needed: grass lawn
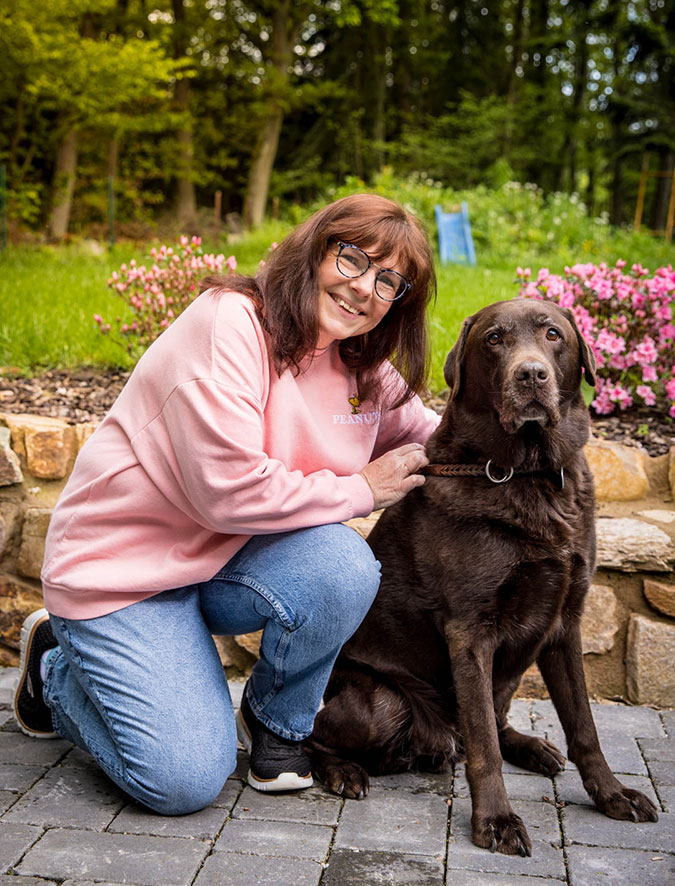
[0,227,666,395]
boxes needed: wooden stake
[634,155,648,230]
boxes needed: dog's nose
[515,361,549,387]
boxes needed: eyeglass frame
[332,240,411,302]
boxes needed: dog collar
[422,460,565,489]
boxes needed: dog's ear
[444,317,475,400]
[560,307,596,388]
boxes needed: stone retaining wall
[1,411,674,706]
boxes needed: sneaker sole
[236,709,313,793]
[14,608,57,739]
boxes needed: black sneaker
[236,687,313,792]
[13,609,57,739]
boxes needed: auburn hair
[201,193,436,408]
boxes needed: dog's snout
[515,361,549,387]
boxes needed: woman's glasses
[334,241,410,301]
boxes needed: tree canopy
[1,0,673,237]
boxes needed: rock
[626,614,675,707]
[345,511,382,539]
[643,579,675,619]
[515,663,548,698]
[235,631,262,657]
[580,584,618,654]
[0,503,20,559]
[17,507,52,580]
[638,509,675,525]
[212,635,256,673]
[0,426,23,486]
[596,517,674,572]
[0,574,44,651]
[670,447,675,501]
[1,414,75,479]
[75,421,99,451]
[584,439,649,501]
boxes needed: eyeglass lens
[336,244,407,300]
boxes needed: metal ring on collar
[485,460,514,483]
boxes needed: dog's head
[443,299,596,434]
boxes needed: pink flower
[636,385,656,406]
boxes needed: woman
[14,193,440,814]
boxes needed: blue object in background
[435,202,477,266]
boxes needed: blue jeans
[43,524,380,815]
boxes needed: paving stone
[506,700,533,733]
[646,760,675,786]
[215,818,333,860]
[2,760,125,830]
[656,784,675,812]
[531,699,666,743]
[323,848,444,885]
[370,767,452,795]
[109,801,229,839]
[232,784,342,826]
[228,749,249,780]
[562,803,674,852]
[0,764,47,793]
[210,778,244,811]
[0,733,70,766]
[0,822,42,871]
[446,832,565,880]
[566,844,675,886]
[16,827,209,885]
[61,882,129,886]
[590,703,667,739]
[660,709,675,736]
[0,878,57,885]
[529,708,648,775]
[335,787,448,857]
[453,768,554,802]
[451,797,561,847]
[0,791,16,815]
[554,770,659,809]
[638,737,675,763]
[447,873,565,886]
[194,852,323,886]
[0,673,18,706]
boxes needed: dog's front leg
[445,624,532,856]
[537,622,658,823]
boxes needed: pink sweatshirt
[41,290,440,619]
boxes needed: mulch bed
[1,368,673,457]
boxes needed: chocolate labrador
[307,298,658,856]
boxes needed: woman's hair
[201,193,436,407]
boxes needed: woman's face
[315,242,402,348]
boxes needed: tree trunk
[650,149,675,232]
[242,0,295,229]
[371,23,387,173]
[243,107,284,229]
[9,82,25,174]
[172,0,197,227]
[48,128,78,240]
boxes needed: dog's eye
[486,332,501,346]
[546,328,560,341]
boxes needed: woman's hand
[359,442,429,510]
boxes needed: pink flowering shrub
[517,261,675,418]
[95,236,237,356]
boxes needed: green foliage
[324,170,675,270]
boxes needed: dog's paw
[593,785,659,823]
[472,812,532,857]
[323,761,370,799]
[502,733,566,776]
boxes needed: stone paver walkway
[0,668,673,885]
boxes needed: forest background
[1,0,674,241]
